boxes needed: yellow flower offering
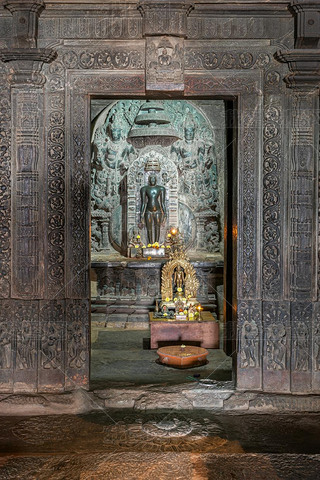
[137,235,140,239]
[165,297,170,302]
[142,246,146,248]
[182,297,186,302]
[163,313,167,317]
[174,298,177,302]
[135,245,139,248]
[147,244,151,247]
[183,310,187,314]
[177,287,182,292]
[161,245,165,248]
[167,233,171,237]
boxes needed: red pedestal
[149,312,219,349]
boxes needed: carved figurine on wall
[140,175,166,244]
[91,109,136,212]
[171,112,204,174]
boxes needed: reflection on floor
[90,325,232,389]
[1,412,320,479]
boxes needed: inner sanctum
[90,98,235,387]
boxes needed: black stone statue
[140,175,166,244]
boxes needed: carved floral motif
[0,76,11,298]
[262,102,282,297]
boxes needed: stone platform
[150,312,219,349]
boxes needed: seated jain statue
[140,175,166,244]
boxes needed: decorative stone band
[275,49,320,88]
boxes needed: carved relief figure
[68,321,86,369]
[266,324,286,370]
[241,320,259,368]
[41,323,62,369]
[91,109,136,212]
[16,320,37,370]
[293,322,309,371]
[314,324,320,371]
[0,324,11,369]
[140,175,166,244]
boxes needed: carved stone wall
[0,0,319,396]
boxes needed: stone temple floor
[90,325,232,389]
[0,411,320,479]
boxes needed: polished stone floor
[90,327,232,389]
[0,411,320,478]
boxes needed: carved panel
[187,16,294,44]
[0,301,13,391]
[239,93,261,298]
[146,36,184,91]
[0,74,11,298]
[185,48,271,71]
[45,88,66,298]
[66,299,89,390]
[291,302,312,393]
[11,89,44,298]
[57,47,144,71]
[263,301,290,392]
[262,99,283,298]
[39,300,65,391]
[237,300,262,391]
[313,302,320,392]
[14,301,39,392]
[39,15,143,40]
[290,92,318,300]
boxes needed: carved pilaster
[289,90,318,300]
[313,302,320,392]
[11,88,45,298]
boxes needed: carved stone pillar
[138,0,193,93]
[0,1,56,298]
[0,1,58,392]
[276,0,320,393]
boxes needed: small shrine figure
[154,301,174,319]
[174,265,185,293]
[188,303,196,321]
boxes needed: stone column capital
[0,48,57,86]
[275,49,320,89]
